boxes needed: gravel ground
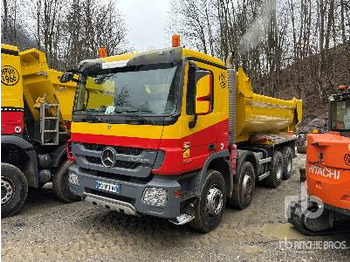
[2,153,350,261]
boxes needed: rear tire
[189,170,226,233]
[227,161,255,210]
[53,160,80,203]
[282,147,293,180]
[265,151,283,188]
[1,163,28,218]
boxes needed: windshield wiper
[124,114,156,125]
[114,108,139,113]
[82,113,105,123]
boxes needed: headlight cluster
[142,187,168,207]
[68,171,79,186]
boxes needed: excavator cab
[329,86,350,131]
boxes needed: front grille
[83,143,143,155]
[85,156,102,165]
[72,142,157,178]
[84,143,104,151]
[85,156,141,169]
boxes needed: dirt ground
[2,153,350,262]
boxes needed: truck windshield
[331,100,350,131]
[74,65,179,116]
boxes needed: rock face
[257,43,350,126]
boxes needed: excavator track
[288,200,350,236]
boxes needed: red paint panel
[71,119,230,175]
[1,111,24,134]
[155,119,229,175]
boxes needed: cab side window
[186,63,214,115]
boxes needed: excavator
[288,84,350,235]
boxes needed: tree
[62,0,128,69]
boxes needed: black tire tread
[282,146,293,180]
[1,163,28,218]
[227,161,255,210]
[52,160,80,203]
[189,169,226,233]
[265,151,283,188]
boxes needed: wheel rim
[1,176,14,205]
[206,186,224,216]
[276,160,283,180]
[242,173,253,197]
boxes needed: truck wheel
[227,161,255,210]
[52,160,80,203]
[1,163,28,218]
[282,147,293,180]
[265,151,283,188]
[189,170,226,233]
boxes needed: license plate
[95,181,121,194]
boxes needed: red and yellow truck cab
[67,41,302,232]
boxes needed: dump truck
[63,36,302,232]
[1,44,79,217]
[288,85,350,235]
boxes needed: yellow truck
[63,37,302,232]
[1,44,80,217]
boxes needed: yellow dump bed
[235,67,302,143]
[19,48,77,122]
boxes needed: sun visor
[127,47,182,67]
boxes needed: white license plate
[95,181,121,194]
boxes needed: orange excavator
[288,84,350,235]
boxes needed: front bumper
[69,164,182,219]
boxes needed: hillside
[259,43,349,126]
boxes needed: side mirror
[195,70,212,115]
[60,71,75,83]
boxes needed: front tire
[227,161,255,210]
[53,160,80,203]
[265,151,283,188]
[189,170,226,233]
[1,163,28,218]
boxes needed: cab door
[180,60,228,171]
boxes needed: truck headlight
[142,188,168,207]
[68,171,79,186]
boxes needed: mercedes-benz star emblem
[101,147,117,168]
